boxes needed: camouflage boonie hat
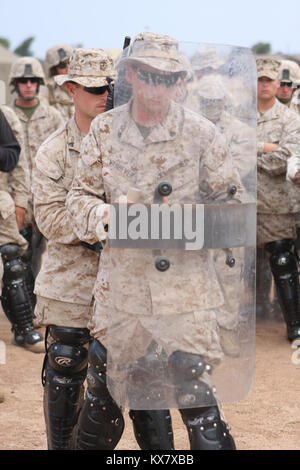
[9,57,45,85]
[55,48,116,87]
[44,43,73,78]
[116,32,187,73]
[279,60,300,87]
[256,58,280,80]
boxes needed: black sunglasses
[135,67,181,88]
[57,60,69,69]
[17,77,39,84]
[83,86,109,95]
[280,82,293,87]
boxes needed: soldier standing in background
[0,82,43,353]
[256,57,300,342]
[8,56,64,306]
[44,43,74,120]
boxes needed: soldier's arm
[1,107,30,212]
[0,109,21,172]
[257,114,300,176]
[66,124,109,245]
[32,136,82,245]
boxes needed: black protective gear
[265,239,300,341]
[74,339,125,450]
[168,350,215,408]
[179,406,236,450]
[19,226,36,310]
[129,409,174,450]
[0,243,42,346]
[42,326,91,450]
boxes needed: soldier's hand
[264,142,279,153]
[15,206,25,229]
[292,170,300,187]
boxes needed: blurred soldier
[66,32,244,450]
[276,60,300,251]
[276,60,300,113]
[256,57,300,342]
[32,48,173,450]
[0,106,42,352]
[44,43,74,120]
[193,73,256,356]
[0,106,20,402]
[0,103,42,352]
[8,56,64,305]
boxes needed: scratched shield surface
[106,40,257,410]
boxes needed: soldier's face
[16,78,39,100]
[257,77,279,100]
[276,82,294,101]
[126,64,176,114]
[67,82,108,118]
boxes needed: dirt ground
[0,307,299,451]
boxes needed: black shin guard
[0,243,41,345]
[266,239,300,341]
[169,350,236,450]
[129,409,174,450]
[42,326,90,450]
[74,340,124,450]
[180,406,236,450]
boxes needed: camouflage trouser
[257,213,296,247]
[34,296,93,329]
[0,191,28,252]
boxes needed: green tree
[0,37,11,49]
[251,42,271,55]
[14,37,35,57]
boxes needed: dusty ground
[0,308,299,451]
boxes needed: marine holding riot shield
[66,32,257,450]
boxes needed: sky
[1,0,300,59]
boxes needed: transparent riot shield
[105,40,257,410]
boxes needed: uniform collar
[14,98,49,122]
[116,100,183,148]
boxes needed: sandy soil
[0,308,299,451]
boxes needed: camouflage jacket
[0,105,30,209]
[66,100,243,318]
[257,99,300,214]
[32,116,100,305]
[11,98,64,182]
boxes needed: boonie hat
[55,48,116,87]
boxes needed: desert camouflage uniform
[67,99,243,363]
[0,106,29,251]
[257,98,300,246]
[32,115,100,328]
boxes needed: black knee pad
[168,350,216,408]
[47,326,90,376]
[0,244,35,342]
[266,239,298,278]
[75,340,124,450]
